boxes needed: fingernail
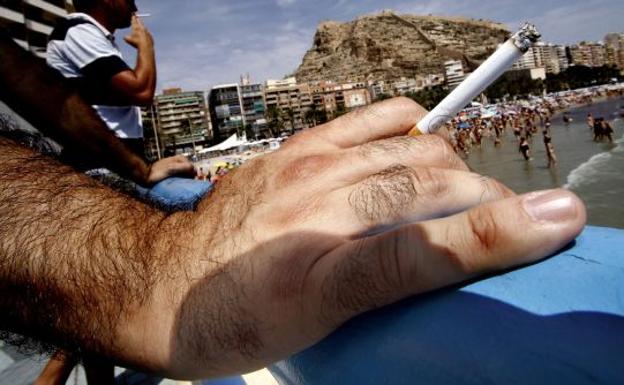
[523,190,577,222]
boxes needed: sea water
[466,97,624,229]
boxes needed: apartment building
[153,88,211,156]
[1,0,70,57]
[208,84,245,143]
[307,80,371,122]
[511,43,570,75]
[555,45,570,72]
[511,47,537,71]
[444,60,466,89]
[368,81,388,100]
[343,87,371,109]
[240,83,267,140]
[533,43,562,74]
[391,78,421,95]
[264,77,313,131]
[569,42,607,68]
[309,81,339,116]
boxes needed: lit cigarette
[135,13,151,17]
[409,23,541,136]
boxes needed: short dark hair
[72,0,98,12]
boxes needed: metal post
[187,116,197,158]
[150,105,162,159]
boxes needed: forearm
[0,138,188,370]
[0,33,152,185]
[132,43,156,105]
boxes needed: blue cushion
[146,177,213,211]
[272,226,624,385]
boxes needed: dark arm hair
[0,135,195,368]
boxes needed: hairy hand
[153,98,586,378]
[146,155,196,185]
[123,16,153,50]
[0,98,586,380]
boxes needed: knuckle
[358,136,416,158]
[349,165,450,225]
[345,102,385,124]
[419,134,463,168]
[391,96,421,110]
[410,167,450,199]
[349,164,417,223]
[275,154,335,186]
[472,174,515,203]
[463,207,501,270]
[487,177,515,199]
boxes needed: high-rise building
[555,45,570,72]
[208,84,245,143]
[1,0,71,57]
[604,33,624,69]
[510,43,568,74]
[240,83,267,140]
[533,43,563,74]
[152,89,211,157]
[569,42,607,67]
[264,77,313,132]
[444,60,466,89]
[604,33,624,50]
[512,47,537,71]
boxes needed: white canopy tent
[198,134,247,154]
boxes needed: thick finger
[309,189,585,326]
[293,97,427,150]
[324,166,513,237]
[337,134,470,183]
[271,135,469,197]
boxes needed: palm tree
[304,106,316,127]
[265,105,284,138]
[282,107,296,134]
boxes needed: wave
[564,134,624,189]
[564,153,613,190]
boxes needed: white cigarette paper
[135,13,151,17]
[411,23,541,135]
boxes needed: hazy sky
[121,0,624,92]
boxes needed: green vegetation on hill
[482,65,622,102]
[545,65,622,92]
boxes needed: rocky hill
[294,10,511,83]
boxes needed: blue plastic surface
[145,177,212,211]
[272,226,624,385]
